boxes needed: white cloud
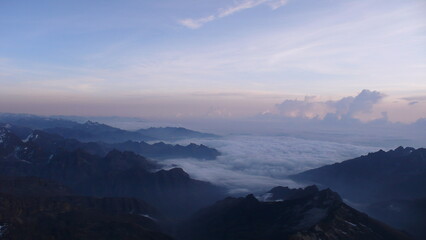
[268,0,289,10]
[275,90,385,119]
[179,15,216,29]
[217,0,268,18]
[179,0,289,29]
[161,135,379,194]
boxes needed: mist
[158,135,380,194]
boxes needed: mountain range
[0,114,423,239]
[292,146,426,239]
[0,113,219,142]
[0,126,225,218]
[0,123,220,160]
[292,146,426,203]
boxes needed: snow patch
[23,134,32,143]
[0,129,7,144]
[19,160,32,164]
[0,224,6,237]
[140,214,157,222]
[344,220,357,227]
[23,133,38,143]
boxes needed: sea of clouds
[160,135,381,195]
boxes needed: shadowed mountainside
[292,147,426,203]
[0,127,225,218]
[178,186,412,240]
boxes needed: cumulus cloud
[179,0,290,29]
[161,135,378,194]
[275,90,385,119]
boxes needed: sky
[0,0,425,122]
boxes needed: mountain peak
[166,168,190,178]
[262,185,320,202]
[84,120,103,126]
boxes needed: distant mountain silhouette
[45,120,156,142]
[104,141,220,160]
[178,186,411,240]
[0,113,219,143]
[137,127,219,140]
[292,147,426,203]
[1,124,220,160]
[0,113,79,129]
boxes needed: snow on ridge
[0,224,7,237]
[0,130,7,144]
[23,133,38,143]
[344,220,357,227]
[140,214,157,222]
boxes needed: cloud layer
[179,0,289,29]
[161,135,379,194]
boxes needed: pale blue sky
[0,0,425,121]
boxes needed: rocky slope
[178,186,412,240]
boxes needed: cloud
[268,0,289,10]
[161,135,378,194]
[179,15,216,29]
[402,96,426,103]
[332,89,384,117]
[275,90,385,119]
[179,0,289,29]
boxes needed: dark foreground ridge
[177,186,412,240]
[0,176,172,240]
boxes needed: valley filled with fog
[159,135,380,194]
